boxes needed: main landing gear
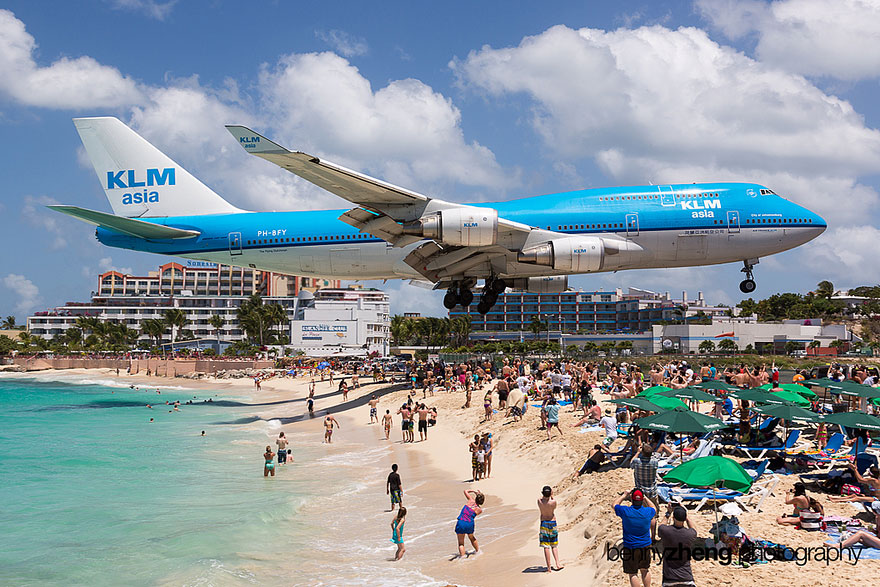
[443,282,475,310]
[476,277,507,315]
[740,259,758,294]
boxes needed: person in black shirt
[387,463,403,511]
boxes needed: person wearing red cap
[613,488,657,587]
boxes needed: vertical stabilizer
[73,117,244,218]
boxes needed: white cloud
[21,195,68,249]
[97,257,133,275]
[803,225,880,280]
[3,273,41,315]
[107,0,177,20]
[697,0,880,80]
[258,52,513,197]
[0,10,142,109]
[315,29,368,58]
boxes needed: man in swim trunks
[397,404,412,443]
[417,403,430,441]
[276,431,290,465]
[387,463,403,510]
[382,409,393,440]
[538,485,563,572]
[369,395,379,424]
[324,412,340,443]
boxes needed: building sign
[295,321,356,345]
[185,260,218,269]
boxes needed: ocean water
[0,374,496,586]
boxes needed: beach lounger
[736,429,800,459]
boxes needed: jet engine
[508,275,568,293]
[517,237,604,272]
[403,207,498,247]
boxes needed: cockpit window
[759,189,777,195]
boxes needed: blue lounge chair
[736,429,800,459]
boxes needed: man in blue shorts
[613,489,657,587]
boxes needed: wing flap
[338,208,421,247]
[48,206,200,240]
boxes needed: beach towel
[824,531,880,560]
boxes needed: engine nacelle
[517,237,604,272]
[508,275,568,294]
[403,207,498,246]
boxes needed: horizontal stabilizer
[48,206,200,240]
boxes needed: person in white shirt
[599,409,618,447]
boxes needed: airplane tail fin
[73,117,244,218]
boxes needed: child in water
[391,507,407,560]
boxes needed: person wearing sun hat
[613,488,657,586]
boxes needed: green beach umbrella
[729,389,797,406]
[608,397,665,412]
[826,381,880,400]
[752,403,820,422]
[634,406,727,434]
[757,383,817,399]
[660,387,721,403]
[648,395,690,411]
[801,378,839,388]
[663,455,753,492]
[663,455,753,526]
[694,380,738,392]
[770,390,812,407]
[638,385,672,397]
[822,411,880,433]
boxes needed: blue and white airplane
[51,117,826,313]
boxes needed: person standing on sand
[454,490,484,558]
[391,506,407,560]
[469,435,481,482]
[538,486,564,572]
[382,409,393,440]
[369,395,379,424]
[657,504,697,587]
[324,412,340,443]
[263,446,276,477]
[417,403,430,441]
[481,433,494,478]
[613,489,657,587]
[544,397,563,440]
[307,396,315,416]
[397,404,412,443]
[387,463,403,511]
[276,431,290,465]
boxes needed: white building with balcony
[290,289,391,357]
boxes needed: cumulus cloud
[803,225,880,281]
[3,274,41,315]
[315,29,368,57]
[697,0,880,80]
[0,10,142,109]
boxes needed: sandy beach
[21,366,880,587]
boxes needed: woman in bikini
[777,482,815,525]
[263,446,275,477]
[454,490,485,557]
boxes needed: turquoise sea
[0,373,470,586]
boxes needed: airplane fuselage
[96,182,826,283]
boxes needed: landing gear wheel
[458,288,474,307]
[739,279,756,294]
[489,278,507,294]
[477,300,492,315]
[443,290,458,310]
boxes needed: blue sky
[2,0,880,321]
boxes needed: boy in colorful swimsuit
[369,395,379,424]
[538,486,563,572]
[454,490,484,557]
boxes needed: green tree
[390,315,414,346]
[737,298,759,317]
[529,316,544,340]
[141,319,166,348]
[717,339,738,354]
[0,334,18,354]
[163,308,188,346]
[698,340,716,354]
[75,316,100,348]
[265,303,288,343]
[816,280,835,300]
[237,295,273,346]
[784,341,801,355]
[1,316,17,329]
[209,314,225,340]
[808,340,821,349]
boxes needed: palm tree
[391,315,414,346]
[529,316,544,340]
[698,340,715,354]
[209,315,225,341]
[141,319,166,348]
[237,294,272,346]
[265,303,288,343]
[1,315,17,329]
[75,316,100,348]
[163,308,188,347]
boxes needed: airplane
[50,117,827,314]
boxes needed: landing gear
[477,277,507,315]
[443,282,475,309]
[739,259,758,294]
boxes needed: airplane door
[228,232,242,256]
[727,211,741,234]
[626,213,639,236]
[659,186,675,207]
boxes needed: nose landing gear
[740,259,758,294]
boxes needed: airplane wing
[48,205,200,240]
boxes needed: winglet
[225,125,289,154]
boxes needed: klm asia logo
[680,198,721,219]
[106,168,176,205]
[239,136,260,150]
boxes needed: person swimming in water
[263,446,275,477]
